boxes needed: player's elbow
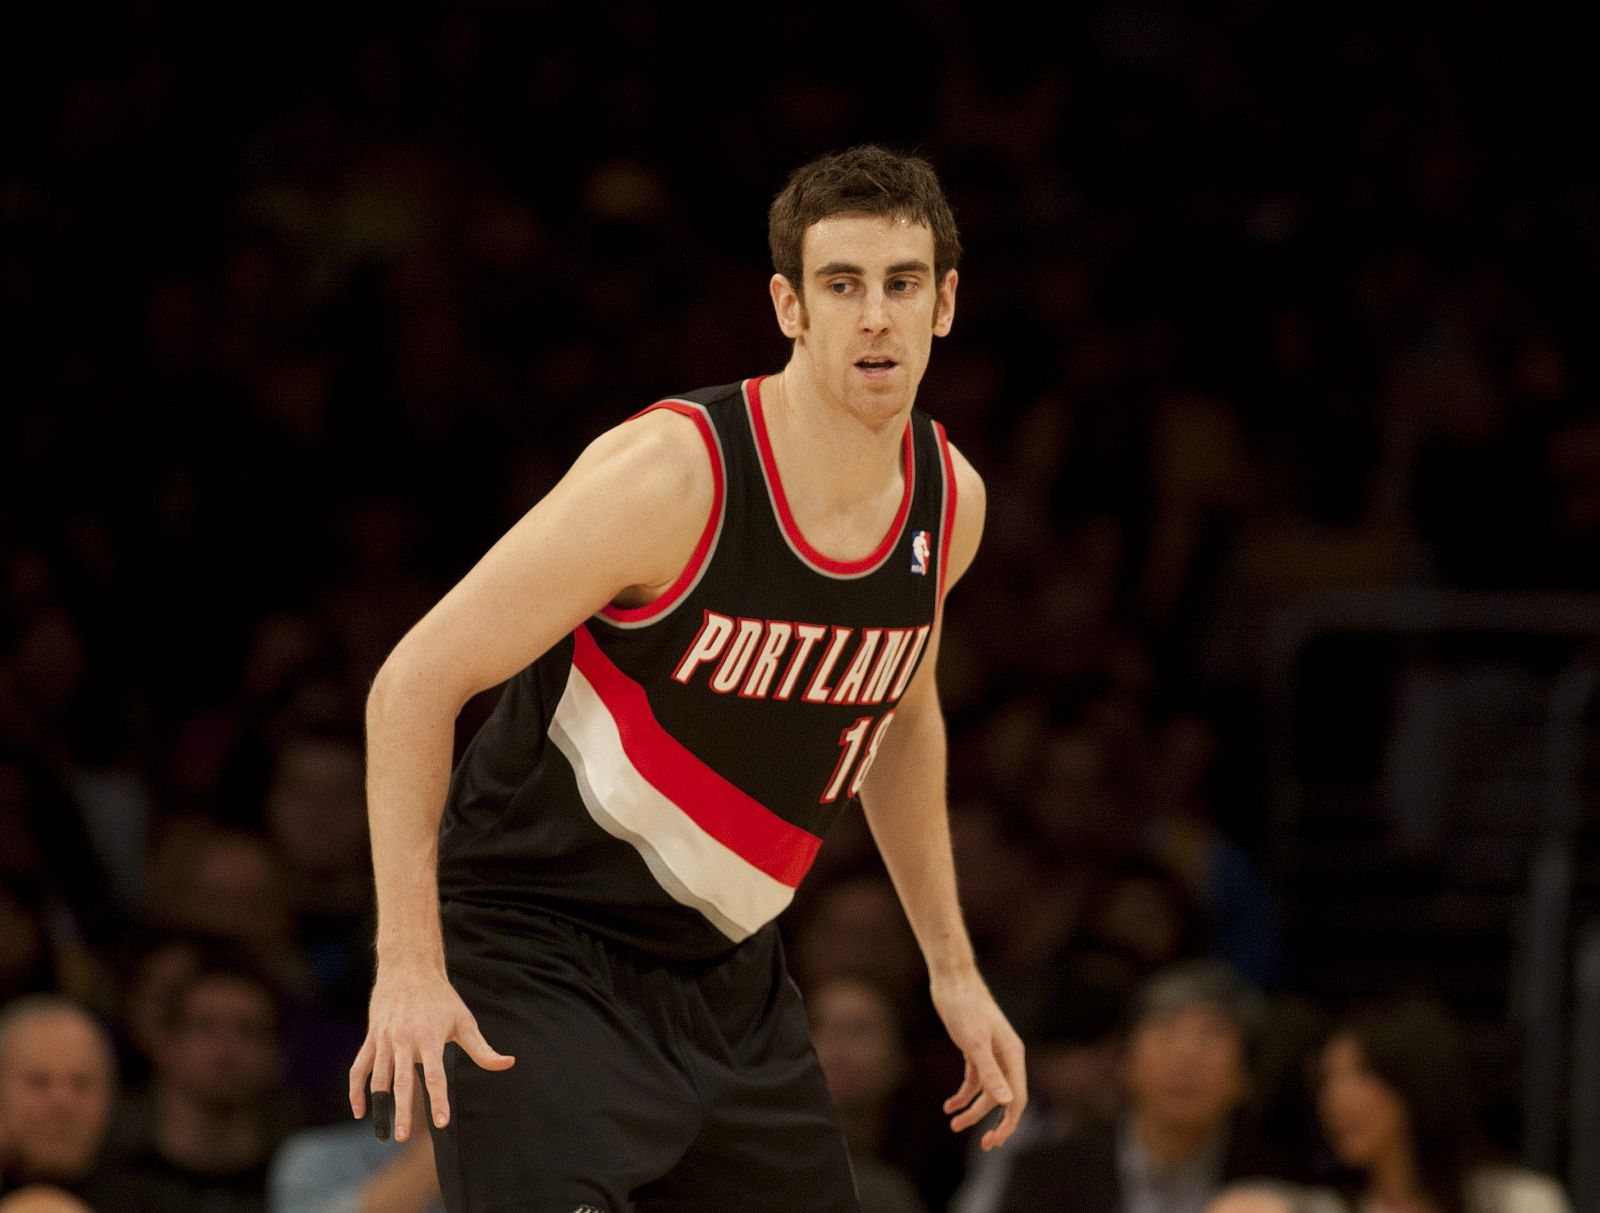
[368,635,474,725]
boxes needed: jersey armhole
[934,419,959,610]
[596,401,727,628]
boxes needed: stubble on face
[787,214,955,429]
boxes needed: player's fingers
[942,1058,980,1114]
[1003,1033,1028,1110]
[371,1033,395,1093]
[972,1040,1015,1108]
[979,1031,1027,1149]
[982,1061,1026,1149]
[422,1049,450,1129]
[369,1038,395,1142]
[370,1088,394,1143]
[950,1038,1014,1135]
[981,1091,1026,1151]
[456,1012,516,1072]
[393,1044,417,1143]
[949,1090,998,1132]
[348,1034,375,1118]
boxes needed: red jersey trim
[934,420,958,606]
[745,376,915,579]
[597,401,727,626]
[571,625,822,887]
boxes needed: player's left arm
[856,442,1027,1152]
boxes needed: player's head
[767,147,961,424]
[767,145,961,304]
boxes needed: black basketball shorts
[430,901,862,1213]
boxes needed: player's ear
[771,274,806,339]
[932,269,958,338]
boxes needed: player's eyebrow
[812,259,932,278]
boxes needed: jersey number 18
[820,712,896,803]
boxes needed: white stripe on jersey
[547,661,796,942]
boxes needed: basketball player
[348,145,1027,1212]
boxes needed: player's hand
[349,963,515,1143]
[930,968,1027,1152]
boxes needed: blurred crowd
[4,1,1598,1210]
[0,960,1574,1213]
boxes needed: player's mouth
[854,357,899,379]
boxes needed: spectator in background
[144,824,358,1119]
[0,878,59,1007]
[1025,724,1141,866]
[788,872,967,1205]
[0,1188,95,1213]
[1204,1190,1313,1213]
[0,593,147,934]
[261,724,373,1021]
[1302,999,1569,1213]
[996,961,1266,1213]
[268,1125,441,1213]
[806,977,928,1213]
[88,961,298,1213]
[110,934,204,1095]
[146,823,308,999]
[790,874,925,1004]
[0,753,119,971]
[1020,958,1131,1139]
[1075,857,1206,978]
[1141,711,1282,988]
[1234,997,1336,1186]
[0,999,115,1198]
[948,801,1085,1041]
[950,953,1130,1213]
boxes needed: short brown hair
[768,145,961,298]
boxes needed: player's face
[771,213,957,430]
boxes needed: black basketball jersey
[437,376,957,961]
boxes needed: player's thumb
[457,1014,516,1071]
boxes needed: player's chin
[844,376,914,425]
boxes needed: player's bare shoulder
[571,406,718,607]
[564,407,713,520]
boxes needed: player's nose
[859,286,890,331]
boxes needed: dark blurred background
[3,3,1599,1212]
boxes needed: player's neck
[761,366,909,513]
[756,367,911,563]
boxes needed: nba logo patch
[910,530,931,575]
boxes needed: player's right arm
[347,407,714,1144]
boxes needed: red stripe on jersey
[599,402,726,624]
[748,376,914,576]
[571,625,822,886]
[934,420,958,606]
